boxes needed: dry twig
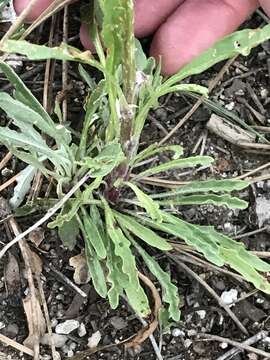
[0,172,91,258]
[169,254,248,335]
[0,334,34,357]
[197,333,270,359]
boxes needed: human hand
[13,0,270,75]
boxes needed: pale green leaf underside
[151,179,250,199]
[116,212,171,251]
[126,182,162,221]
[135,156,214,179]
[158,194,248,210]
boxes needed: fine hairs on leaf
[1,0,270,323]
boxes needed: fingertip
[150,0,258,75]
[134,0,185,38]
[259,0,270,17]
[79,24,96,53]
[13,0,54,23]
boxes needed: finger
[259,0,270,16]
[13,0,54,23]
[134,0,185,38]
[79,24,96,53]
[150,0,259,75]
[80,0,185,50]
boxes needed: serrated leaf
[106,243,125,309]
[126,182,162,221]
[158,194,248,210]
[155,212,270,294]
[151,179,250,199]
[124,281,150,316]
[132,239,180,321]
[103,201,150,316]
[137,213,223,265]
[132,144,183,166]
[204,226,270,273]
[136,156,213,179]
[9,165,36,209]
[82,207,107,259]
[116,212,171,251]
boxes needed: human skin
[13,0,270,75]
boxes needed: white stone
[171,328,184,337]
[196,310,206,320]
[221,289,238,306]
[220,342,228,349]
[55,320,80,335]
[184,339,192,349]
[225,102,235,111]
[40,334,68,348]
[78,323,87,337]
[88,331,101,349]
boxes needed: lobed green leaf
[151,179,250,199]
[135,156,214,179]
[158,194,248,210]
[116,212,171,251]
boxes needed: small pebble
[78,323,87,337]
[187,329,197,337]
[110,316,128,330]
[184,339,192,349]
[171,328,184,337]
[261,88,268,99]
[221,289,238,306]
[51,318,58,328]
[196,310,206,320]
[220,342,228,349]
[69,342,77,351]
[225,102,235,111]
[41,333,68,348]
[55,320,80,335]
[88,331,102,348]
[67,350,74,358]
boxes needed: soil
[1,4,270,360]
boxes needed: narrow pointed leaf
[221,248,270,294]
[85,245,108,298]
[136,156,213,178]
[103,201,144,301]
[115,212,171,251]
[82,208,107,259]
[126,182,162,221]
[132,144,183,166]
[158,194,248,210]
[151,179,250,199]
